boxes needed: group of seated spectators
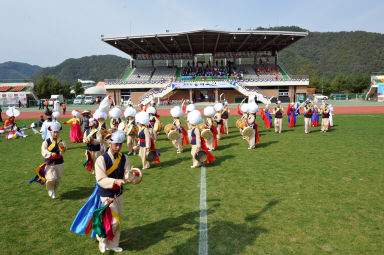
[182,65,227,78]
[255,64,282,77]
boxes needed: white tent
[84,86,106,96]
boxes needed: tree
[72,81,84,96]
[61,81,72,98]
[309,74,320,89]
[348,73,370,93]
[34,75,61,98]
[331,73,347,92]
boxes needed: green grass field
[1,114,383,254]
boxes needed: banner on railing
[0,92,27,105]
[172,81,235,89]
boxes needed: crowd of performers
[23,94,335,253]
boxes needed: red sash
[181,126,189,146]
[220,124,225,134]
[201,137,215,163]
[255,124,260,144]
[211,126,218,148]
[150,138,160,163]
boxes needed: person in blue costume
[70,131,142,253]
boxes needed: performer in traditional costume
[170,106,185,154]
[83,118,102,173]
[222,101,230,135]
[185,103,195,130]
[70,131,142,253]
[311,105,320,127]
[123,106,138,155]
[287,102,298,127]
[63,110,83,142]
[240,103,249,122]
[4,107,18,131]
[320,102,330,132]
[80,110,92,133]
[146,106,158,141]
[40,122,66,199]
[96,97,112,153]
[94,110,109,154]
[303,100,314,134]
[203,106,217,151]
[246,103,260,149]
[136,111,160,169]
[260,107,273,128]
[40,108,59,140]
[213,103,225,140]
[273,101,284,133]
[329,104,334,127]
[109,107,122,131]
[188,110,215,168]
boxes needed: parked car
[312,94,328,100]
[84,96,95,104]
[74,95,85,104]
[48,95,64,106]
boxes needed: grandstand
[101,29,309,105]
[0,82,37,106]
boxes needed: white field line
[198,165,208,255]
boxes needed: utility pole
[321,77,324,95]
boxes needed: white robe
[329,106,334,126]
[40,119,58,140]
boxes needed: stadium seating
[124,67,154,82]
[11,86,25,92]
[0,86,11,92]
[151,67,177,82]
[234,65,258,79]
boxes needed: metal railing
[277,62,291,77]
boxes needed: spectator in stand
[62,102,67,115]
[18,100,22,108]
[39,100,43,110]
[45,99,49,108]
[38,115,45,127]
[212,95,215,102]
[0,106,2,122]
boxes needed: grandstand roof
[101,29,308,57]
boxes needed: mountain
[0,61,41,81]
[268,27,384,79]
[33,55,130,83]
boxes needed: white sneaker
[48,190,53,198]
[98,242,106,253]
[107,247,123,252]
[51,191,56,199]
[91,170,95,174]
[133,151,136,156]
[127,151,132,155]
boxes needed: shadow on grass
[120,209,215,251]
[217,142,240,150]
[245,199,279,222]
[168,199,279,255]
[66,145,87,151]
[59,186,95,200]
[211,154,235,166]
[159,155,191,168]
[256,140,278,148]
[223,133,242,139]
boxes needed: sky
[1,0,383,67]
